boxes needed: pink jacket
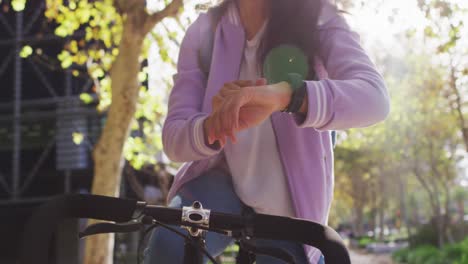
[163,2,389,262]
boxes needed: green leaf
[138,72,147,82]
[80,93,94,104]
[55,26,68,37]
[11,0,26,11]
[72,132,84,145]
[61,57,73,68]
[19,45,33,58]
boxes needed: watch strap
[286,73,304,91]
[282,73,306,113]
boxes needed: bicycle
[19,194,351,264]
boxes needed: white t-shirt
[223,23,295,218]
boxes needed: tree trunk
[457,199,465,223]
[353,204,365,237]
[442,173,454,244]
[398,173,412,240]
[378,206,385,241]
[457,198,465,241]
[84,17,144,264]
[370,186,377,239]
[80,0,183,262]
[449,65,468,152]
[435,205,445,248]
[377,168,386,241]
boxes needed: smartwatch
[281,73,307,113]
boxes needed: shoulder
[183,12,211,43]
[317,0,351,31]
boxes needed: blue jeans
[144,168,324,264]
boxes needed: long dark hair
[210,0,324,80]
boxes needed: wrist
[299,93,308,114]
[200,116,222,151]
[268,82,293,111]
[203,116,211,144]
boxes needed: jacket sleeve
[294,4,390,130]
[162,14,222,162]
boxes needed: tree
[403,60,460,247]
[328,1,467,247]
[332,51,464,246]
[417,0,468,151]
[334,146,376,237]
[11,0,184,263]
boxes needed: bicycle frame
[183,232,205,264]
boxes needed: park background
[0,0,466,263]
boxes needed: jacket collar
[221,1,241,27]
[203,2,245,112]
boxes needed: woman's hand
[206,80,293,146]
[233,81,292,130]
[204,80,256,147]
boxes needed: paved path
[350,249,395,264]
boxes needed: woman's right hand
[203,80,257,147]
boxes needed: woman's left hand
[210,79,293,144]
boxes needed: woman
[145,0,389,263]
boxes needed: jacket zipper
[270,115,300,217]
[318,133,329,223]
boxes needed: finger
[219,137,226,148]
[215,122,226,146]
[256,78,268,86]
[233,99,241,132]
[222,82,242,91]
[227,82,243,91]
[222,99,239,145]
[222,101,233,130]
[218,83,239,99]
[208,118,216,145]
[239,86,254,105]
[219,81,253,99]
[234,80,254,87]
[220,103,234,144]
[215,110,225,145]
[229,131,237,144]
[227,104,238,142]
[212,95,223,111]
[219,87,237,98]
[210,111,222,144]
[206,116,214,145]
[212,111,220,143]
[223,94,239,131]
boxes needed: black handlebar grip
[63,194,138,222]
[19,194,138,264]
[209,211,247,230]
[252,214,351,264]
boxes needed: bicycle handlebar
[19,195,137,264]
[20,194,350,264]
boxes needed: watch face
[263,44,309,85]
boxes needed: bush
[393,238,468,264]
[406,245,442,264]
[451,237,468,264]
[442,243,465,261]
[393,247,411,263]
[410,223,438,247]
[358,237,375,248]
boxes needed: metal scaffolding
[0,1,100,204]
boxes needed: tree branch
[449,64,468,152]
[114,0,145,15]
[144,0,183,34]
